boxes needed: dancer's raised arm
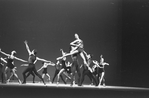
[47,62,55,66]
[0,49,10,57]
[24,40,32,55]
[37,66,44,72]
[38,62,55,72]
[36,57,51,63]
[0,57,7,63]
[93,60,104,68]
[14,56,27,62]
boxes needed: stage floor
[0,82,149,98]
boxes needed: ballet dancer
[63,34,87,62]
[92,55,109,86]
[0,49,27,84]
[80,54,98,86]
[22,40,51,85]
[21,64,36,83]
[57,34,89,86]
[52,60,67,84]
[56,49,71,85]
[0,56,7,83]
[37,61,55,83]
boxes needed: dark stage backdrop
[122,0,149,88]
[0,0,122,86]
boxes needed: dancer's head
[87,54,91,59]
[62,56,66,61]
[74,33,79,39]
[11,50,16,56]
[32,49,37,55]
[100,55,103,58]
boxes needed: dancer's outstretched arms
[93,60,104,68]
[37,66,43,72]
[24,40,32,55]
[14,57,27,62]
[36,57,51,63]
[56,56,64,60]
[102,62,109,66]
[47,62,55,66]
[20,64,29,67]
[0,49,10,57]
[0,57,7,63]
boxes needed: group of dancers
[0,33,109,87]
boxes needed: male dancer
[22,40,51,85]
[80,54,98,86]
[51,60,67,84]
[57,34,88,86]
[21,64,36,83]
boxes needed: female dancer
[57,34,87,65]
[22,40,51,85]
[56,49,71,85]
[37,61,55,83]
[62,34,88,64]
[57,34,89,86]
[92,55,109,86]
[0,49,27,84]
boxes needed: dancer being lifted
[57,34,91,86]
[58,34,92,72]
[37,61,55,83]
[22,40,51,85]
[0,49,27,84]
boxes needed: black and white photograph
[0,0,149,98]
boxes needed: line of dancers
[0,34,109,87]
